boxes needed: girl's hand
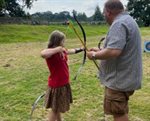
[57,46,66,53]
[80,46,85,51]
[89,47,100,52]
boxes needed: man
[87,0,142,121]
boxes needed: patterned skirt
[44,83,73,113]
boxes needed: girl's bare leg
[48,110,57,121]
[56,112,62,121]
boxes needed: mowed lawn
[0,25,150,121]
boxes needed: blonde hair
[47,30,66,48]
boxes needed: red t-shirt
[46,51,69,88]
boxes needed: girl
[41,30,84,121]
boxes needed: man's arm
[87,48,122,60]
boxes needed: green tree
[23,0,36,8]
[72,9,77,20]
[0,0,5,7]
[0,0,35,17]
[31,11,72,22]
[93,5,104,21]
[0,0,5,16]
[77,12,87,21]
[127,0,150,26]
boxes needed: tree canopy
[0,0,35,17]
[31,10,88,23]
[0,0,150,26]
[127,0,150,26]
[92,5,104,21]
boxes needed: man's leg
[104,87,134,121]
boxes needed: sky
[25,0,128,17]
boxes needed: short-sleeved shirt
[99,12,142,91]
[46,51,69,88]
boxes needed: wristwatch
[92,52,96,59]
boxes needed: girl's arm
[41,46,64,59]
[66,47,84,55]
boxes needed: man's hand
[87,51,96,60]
[87,48,122,60]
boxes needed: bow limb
[66,20,86,79]
[72,14,86,80]
[68,21,87,50]
[68,21,86,80]
[30,93,45,120]
[72,14,100,71]
[73,14,86,65]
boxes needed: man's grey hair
[104,0,124,15]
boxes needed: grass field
[0,25,150,121]
[0,24,108,43]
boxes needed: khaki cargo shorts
[104,87,134,116]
